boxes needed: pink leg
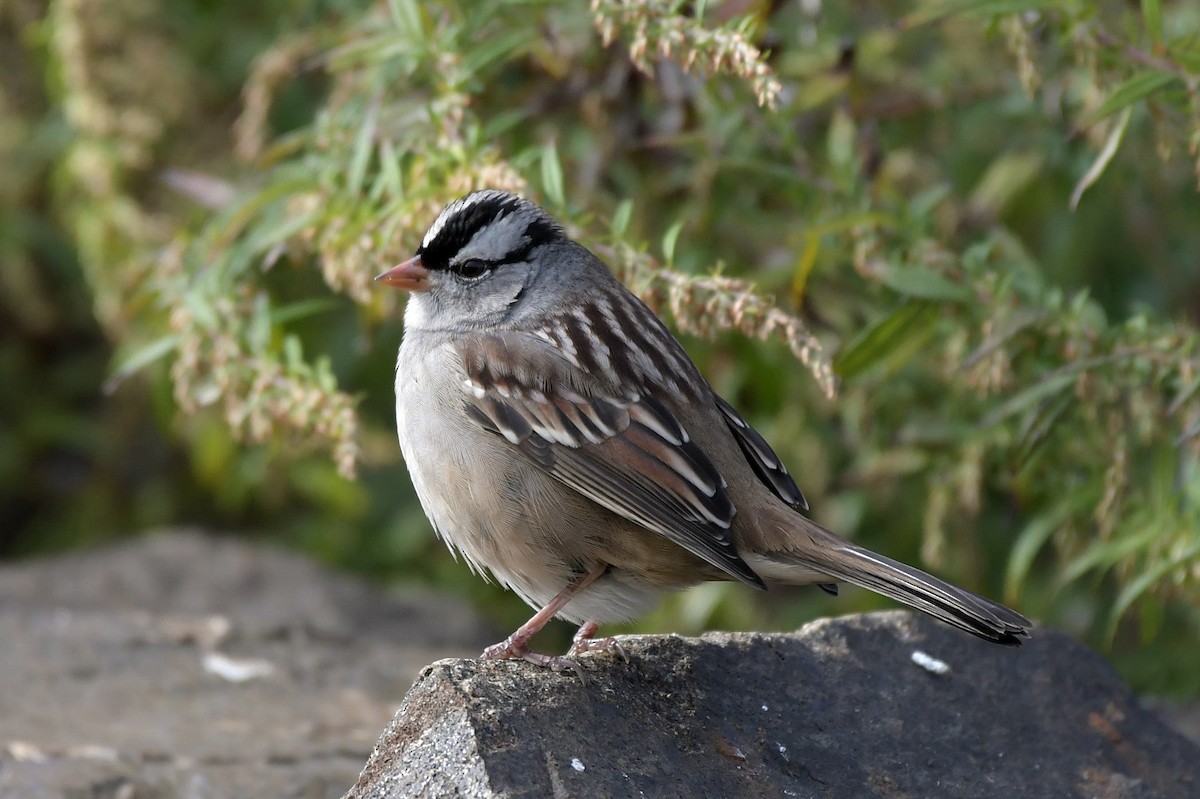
[481,564,608,679]
[567,621,628,662]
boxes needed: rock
[5,533,1197,798]
[346,612,1200,799]
[0,530,496,799]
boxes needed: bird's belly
[396,343,680,623]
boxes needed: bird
[377,189,1030,675]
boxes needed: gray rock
[0,530,496,799]
[346,612,1200,799]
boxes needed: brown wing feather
[713,393,808,511]
[454,333,764,588]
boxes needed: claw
[482,636,588,683]
[473,570,621,684]
[567,621,629,663]
[567,636,628,663]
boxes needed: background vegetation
[4,0,1199,695]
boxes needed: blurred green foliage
[4,0,1200,695]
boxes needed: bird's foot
[481,636,586,682]
[566,621,629,662]
[566,636,627,661]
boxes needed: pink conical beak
[375,256,430,292]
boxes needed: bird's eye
[454,258,491,279]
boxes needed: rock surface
[347,612,1200,799]
[3,533,1198,799]
[0,530,495,799]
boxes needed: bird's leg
[567,620,628,662]
[481,563,608,678]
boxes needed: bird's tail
[749,518,1032,645]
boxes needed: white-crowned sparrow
[378,190,1030,674]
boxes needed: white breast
[394,329,669,624]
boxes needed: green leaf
[661,220,685,265]
[211,174,317,256]
[1142,0,1163,46]
[249,292,271,354]
[833,300,939,379]
[375,138,403,201]
[183,290,220,330]
[878,264,973,302]
[1167,371,1200,416]
[245,209,319,255]
[387,0,422,37]
[968,151,1043,218]
[826,108,857,182]
[1061,525,1164,584]
[611,199,633,237]
[1108,540,1200,640]
[1013,389,1073,468]
[482,109,530,140]
[1004,493,1091,599]
[461,28,532,78]
[985,352,1141,427]
[908,184,952,221]
[104,335,180,394]
[961,308,1044,369]
[983,372,1076,427]
[347,102,378,197]
[269,298,341,326]
[1070,106,1131,210]
[1088,70,1177,124]
[540,140,565,207]
[1169,34,1200,72]
[901,0,1058,28]
[282,334,304,371]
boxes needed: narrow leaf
[1142,0,1163,47]
[901,0,1058,29]
[1167,371,1200,416]
[961,308,1044,370]
[969,151,1043,218]
[104,335,180,394]
[347,101,378,197]
[461,29,531,77]
[269,298,341,326]
[611,199,633,237]
[983,372,1076,427]
[834,300,938,379]
[661,220,685,265]
[249,292,271,354]
[245,209,319,255]
[387,0,422,36]
[1088,70,1177,124]
[1107,541,1200,640]
[1070,106,1131,210]
[376,138,403,201]
[283,334,304,368]
[1004,493,1090,599]
[985,352,1142,426]
[1061,525,1164,584]
[540,140,565,207]
[1014,390,1074,468]
[878,264,972,302]
[790,233,819,306]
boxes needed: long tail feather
[753,521,1032,645]
[823,544,1031,644]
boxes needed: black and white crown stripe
[416,190,562,272]
[421,191,501,250]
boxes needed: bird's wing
[452,332,764,588]
[712,393,809,511]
